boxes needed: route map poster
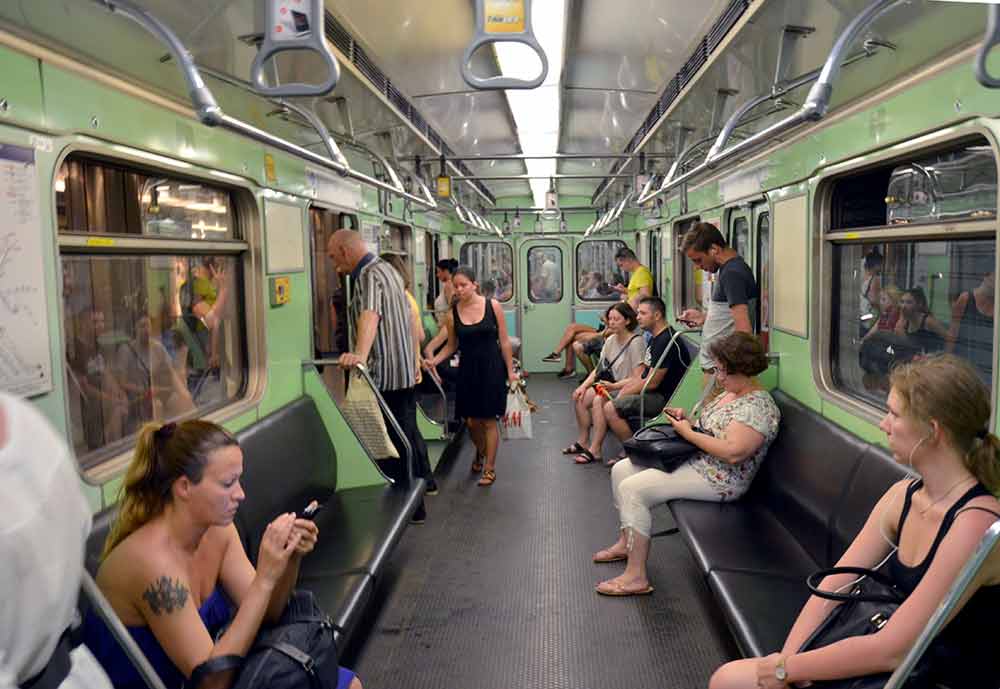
[0,143,52,397]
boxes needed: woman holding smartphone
[83,419,362,689]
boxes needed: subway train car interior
[4,1,1000,688]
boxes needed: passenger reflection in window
[175,256,232,403]
[894,287,948,355]
[114,315,194,434]
[65,308,126,452]
[947,266,995,385]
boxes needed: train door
[754,204,771,351]
[519,238,571,372]
[648,228,662,297]
[424,229,440,315]
[308,206,355,400]
[727,208,752,268]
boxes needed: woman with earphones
[710,354,1000,689]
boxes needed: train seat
[668,390,906,657]
[233,396,423,642]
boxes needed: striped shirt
[348,255,416,391]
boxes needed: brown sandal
[477,469,496,486]
[471,456,484,473]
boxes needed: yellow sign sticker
[85,237,115,247]
[483,0,525,34]
[436,175,452,199]
[264,154,278,184]
[845,232,860,240]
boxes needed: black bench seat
[667,391,907,659]
[84,395,423,653]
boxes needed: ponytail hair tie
[976,428,989,440]
[155,422,177,442]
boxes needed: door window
[527,246,563,303]
[575,240,625,301]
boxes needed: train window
[674,217,703,314]
[310,207,356,359]
[459,242,513,301]
[731,216,750,260]
[63,253,247,469]
[756,213,770,346]
[527,246,563,303]
[830,237,995,409]
[575,240,625,301]
[830,137,996,230]
[56,157,238,240]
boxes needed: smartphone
[301,500,324,520]
[663,409,680,421]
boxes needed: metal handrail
[638,326,699,426]
[649,0,905,201]
[81,572,168,689]
[419,366,451,437]
[975,3,1000,88]
[277,98,350,171]
[90,0,437,209]
[884,519,1000,689]
[302,358,414,485]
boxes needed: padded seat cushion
[296,484,423,578]
[707,569,812,658]
[830,445,906,562]
[294,570,372,641]
[670,500,818,576]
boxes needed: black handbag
[622,423,708,472]
[799,566,934,689]
[188,590,340,689]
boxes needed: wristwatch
[774,656,788,682]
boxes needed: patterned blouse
[689,390,780,500]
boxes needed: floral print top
[689,390,780,500]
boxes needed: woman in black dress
[424,266,517,486]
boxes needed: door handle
[522,303,535,312]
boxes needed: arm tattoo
[142,576,189,615]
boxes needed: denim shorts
[612,392,666,419]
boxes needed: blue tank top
[83,587,232,689]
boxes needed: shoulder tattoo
[142,576,189,615]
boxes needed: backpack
[188,590,339,689]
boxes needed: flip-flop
[595,581,655,597]
[574,449,601,465]
[604,453,627,467]
[562,442,586,455]
[592,550,627,563]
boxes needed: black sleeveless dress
[887,479,1000,689]
[453,298,507,419]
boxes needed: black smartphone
[301,501,324,520]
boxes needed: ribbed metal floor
[346,375,737,689]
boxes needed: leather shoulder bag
[622,423,709,473]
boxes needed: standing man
[677,222,758,374]
[612,247,655,310]
[597,297,689,466]
[327,230,435,523]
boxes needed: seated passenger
[0,391,113,689]
[593,332,778,595]
[563,303,645,465]
[894,287,948,356]
[710,354,1000,689]
[861,283,901,341]
[593,296,689,466]
[82,420,362,689]
[541,312,607,380]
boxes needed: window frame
[53,145,265,483]
[812,124,1000,426]
[458,240,515,303]
[574,239,627,303]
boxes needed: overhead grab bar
[277,98,350,171]
[883,520,1000,689]
[461,0,549,90]
[975,3,1000,88]
[647,0,904,202]
[250,0,341,98]
[91,0,437,209]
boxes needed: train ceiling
[0,1,989,209]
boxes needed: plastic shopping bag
[342,372,399,459]
[502,386,533,440]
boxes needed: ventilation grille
[592,0,750,204]
[324,12,495,204]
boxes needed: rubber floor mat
[347,374,737,689]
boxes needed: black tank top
[888,479,1000,688]
[955,291,994,383]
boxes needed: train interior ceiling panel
[2,1,1000,688]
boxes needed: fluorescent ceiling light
[495,1,567,209]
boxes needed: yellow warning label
[436,175,452,199]
[85,237,115,247]
[484,0,525,33]
[264,154,278,184]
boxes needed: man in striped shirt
[328,230,434,521]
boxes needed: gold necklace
[918,476,975,518]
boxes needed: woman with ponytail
[711,354,1000,689]
[84,420,362,689]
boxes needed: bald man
[327,230,435,520]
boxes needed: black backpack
[189,590,339,689]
